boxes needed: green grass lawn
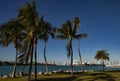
[0,72,120,81]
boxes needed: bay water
[0,65,120,76]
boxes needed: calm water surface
[0,65,120,76]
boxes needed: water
[0,65,120,76]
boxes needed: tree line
[0,0,110,81]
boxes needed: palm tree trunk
[103,60,105,71]
[78,26,84,72]
[34,39,37,81]
[12,47,18,78]
[70,40,74,77]
[28,42,33,81]
[78,48,84,72]
[71,48,73,77]
[44,41,48,74]
[101,59,105,72]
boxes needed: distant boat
[106,64,120,67]
[106,62,120,67]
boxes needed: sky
[0,0,120,64]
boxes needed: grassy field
[0,71,120,81]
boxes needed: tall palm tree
[77,32,87,72]
[73,17,88,72]
[0,19,24,78]
[95,49,110,71]
[39,18,54,74]
[17,0,40,81]
[56,17,85,77]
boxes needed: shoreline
[1,65,120,76]
[1,69,120,78]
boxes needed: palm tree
[95,49,110,71]
[39,18,54,74]
[0,19,24,78]
[73,17,88,72]
[17,0,40,81]
[56,17,86,77]
[77,32,87,72]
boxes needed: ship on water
[73,60,102,66]
[106,61,120,67]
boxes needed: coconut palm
[0,19,24,78]
[39,18,54,74]
[17,0,40,81]
[56,17,86,76]
[95,49,110,71]
[73,17,88,72]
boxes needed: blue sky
[0,0,120,64]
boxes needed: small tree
[95,49,110,71]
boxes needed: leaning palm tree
[0,19,24,78]
[77,32,87,72]
[73,17,88,72]
[56,17,86,77]
[39,18,54,74]
[17,0,40,81]
[95,49,110,71]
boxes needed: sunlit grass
[0,77,27,81]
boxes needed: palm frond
[49,32,54,39]
[95,49,110,61]
[72,17,80,36]
[18,0,38,32]
[55,35,67,40]
[73,17,80,27]
[74,33,88,39]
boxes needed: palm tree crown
[95,50,109,61]
[95,49,109,71]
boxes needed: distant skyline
[0,0,120,63]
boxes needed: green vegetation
[0,72,120,81]
[0,0,88,80]
[40,17,54,74]
[56,17,87,76]
[95,50,110,71]
[0,18,24,78]
[77,22,88,72]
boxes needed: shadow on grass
[30,72,117,81]
[30,76,76,81]
[90,72,116,81]
[76,72,117,81]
